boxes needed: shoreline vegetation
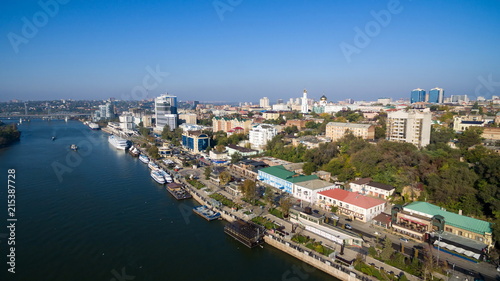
[0,121,21,147]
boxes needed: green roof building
[257,165,318,194]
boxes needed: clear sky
[1,0,500,103]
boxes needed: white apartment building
[260,97,270,108]
[249,124,277,150]
[386,109,431,148]
[155,94,178,132]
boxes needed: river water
[0,119,335,281]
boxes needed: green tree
[279,196,293,217]
[380,236,394,261]
[457,127,484,149]
[430,125,455,145]
[374,126,386,139]
[219,171,232,186]
[215,144,226,153]
[302,162,317,175]
[230,152,243,164]
[240,179,257,202]
[264,187,275,207]
[204,166,212,180]
[284,125,299,135]
[161,124,171,139]
[147,145,159,159]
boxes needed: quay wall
[264,235,374,281]
[184,183,238,223]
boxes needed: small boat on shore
[166,183,192,200]
[139,154,149,164]
[151,170,166,184]
[193,205,221,221]
[128,146,140,157]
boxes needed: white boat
[139,154,149,164]
[151,170,166,184]
[108,135,129,150]
[148,161,160,170]
[159,169,173,183]
[88,122,100,130]
[70,144,78,151]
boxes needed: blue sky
[1,0,500,103]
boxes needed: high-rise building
[410,88,426,103]
[155,94,178,131]
[386,109,432,148]
[450,95,469,104]
[428,88,444,104]
[301,89,309,113]
[260,97,270,108]
[93,103,113,121]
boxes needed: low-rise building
[391,201,493,258]
[293,179,338,204]
[226,144,259,157]
[257,165,318,194]
[349,178,395,199]
[325,122,375,142]
[317,189,387,222]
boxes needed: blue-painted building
[257,165,318,194]
[182,131,209,153]
[411,88,426,103]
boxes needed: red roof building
[317,189,387,222]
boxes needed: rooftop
[294,179,335,190]
[259,165,318,183]
[326,122,373,129]
[367,181,395,191]
[318,189,386,209]
[403,201,492,235]
[226,144,257,153]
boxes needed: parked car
[345,218,353,222]
[399,237,409,243]
[345,223,353,230]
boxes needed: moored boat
[108,135,130,150]
[151,170,166,184]
[148,161,160,170]
[193,205,221,221]
[128,146,140,157]
[158,169,173,183]
[139,154,149,164]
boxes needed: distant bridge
[0,112,91,118]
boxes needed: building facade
[178,113,197,124]
[428,87,444,104]
[410,88,426,103]
[293,179,338,204]
[386,109,432,147]
[391,201,493,257]
[325,122,375,142]
[212,117,253,133]
[181,131,209,153]
[317,189,387,222]
[257,165,318,194]
[349,178,395,199]
[249,124,277,149]
[155,94,178,131]
[260,97,270,108]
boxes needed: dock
[166,183,192,200]
[224,220,265,248]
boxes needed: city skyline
[1,1,500,102]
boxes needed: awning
[473,253,481,260]
[463,250,474,257]
[401,217,427,226]
[455,248,465,254]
